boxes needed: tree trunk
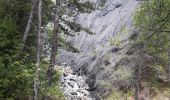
[168,47,170,83]
[134,65,140,100]
[134,44,144,100]
[47,0,60,87]
[44,1,60,100]
[23,0,37,44]
[33,0,42,100]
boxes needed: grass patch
[118,26,130,35]
[106,91,123,100]
[109,37,121,47]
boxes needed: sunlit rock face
[59,0,139,98]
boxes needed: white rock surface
[59,65,94,100]
[59,0,139,65]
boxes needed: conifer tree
[134,0,170,98]
[45,1,95,99]
[46,0,95,89]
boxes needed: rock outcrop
[59,65,94,100]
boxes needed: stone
[59,65,94,100]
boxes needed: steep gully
[57,64,94,100]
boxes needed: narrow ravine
[58,64,94,100]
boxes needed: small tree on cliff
[46,0,95,99]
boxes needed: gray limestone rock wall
[59,0,140,99]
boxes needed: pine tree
[45,0,95,99]
[134,0,170,98]
[47,0,60,87]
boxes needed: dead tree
[23,0,37,44]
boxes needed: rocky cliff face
[59,0,139,99]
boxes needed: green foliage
[0,0,34,98]
[104,54,111,66]
[91,49,97,56]
[58,0,95,38]
[0,54,34,98]
[118,26,129,35]
[0,0,31,32]
[46,1,95,52]
[106,91,122,100]
[98,0,107,8]
[39,61,65,99]
[111,66,132,82]
[134,0,170,31]
[68,0,95,13]
[0,0,55,99]
[0,0,95,99]
[45,24,79,53]
[134,0,170,72]
[60,18,95,35]
[109,37,121,47]
[0,17,19,49]
[133,1,170,96]
[42,0,54,25]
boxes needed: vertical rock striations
[59,0,139,99]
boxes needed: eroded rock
[59,65,94,100]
